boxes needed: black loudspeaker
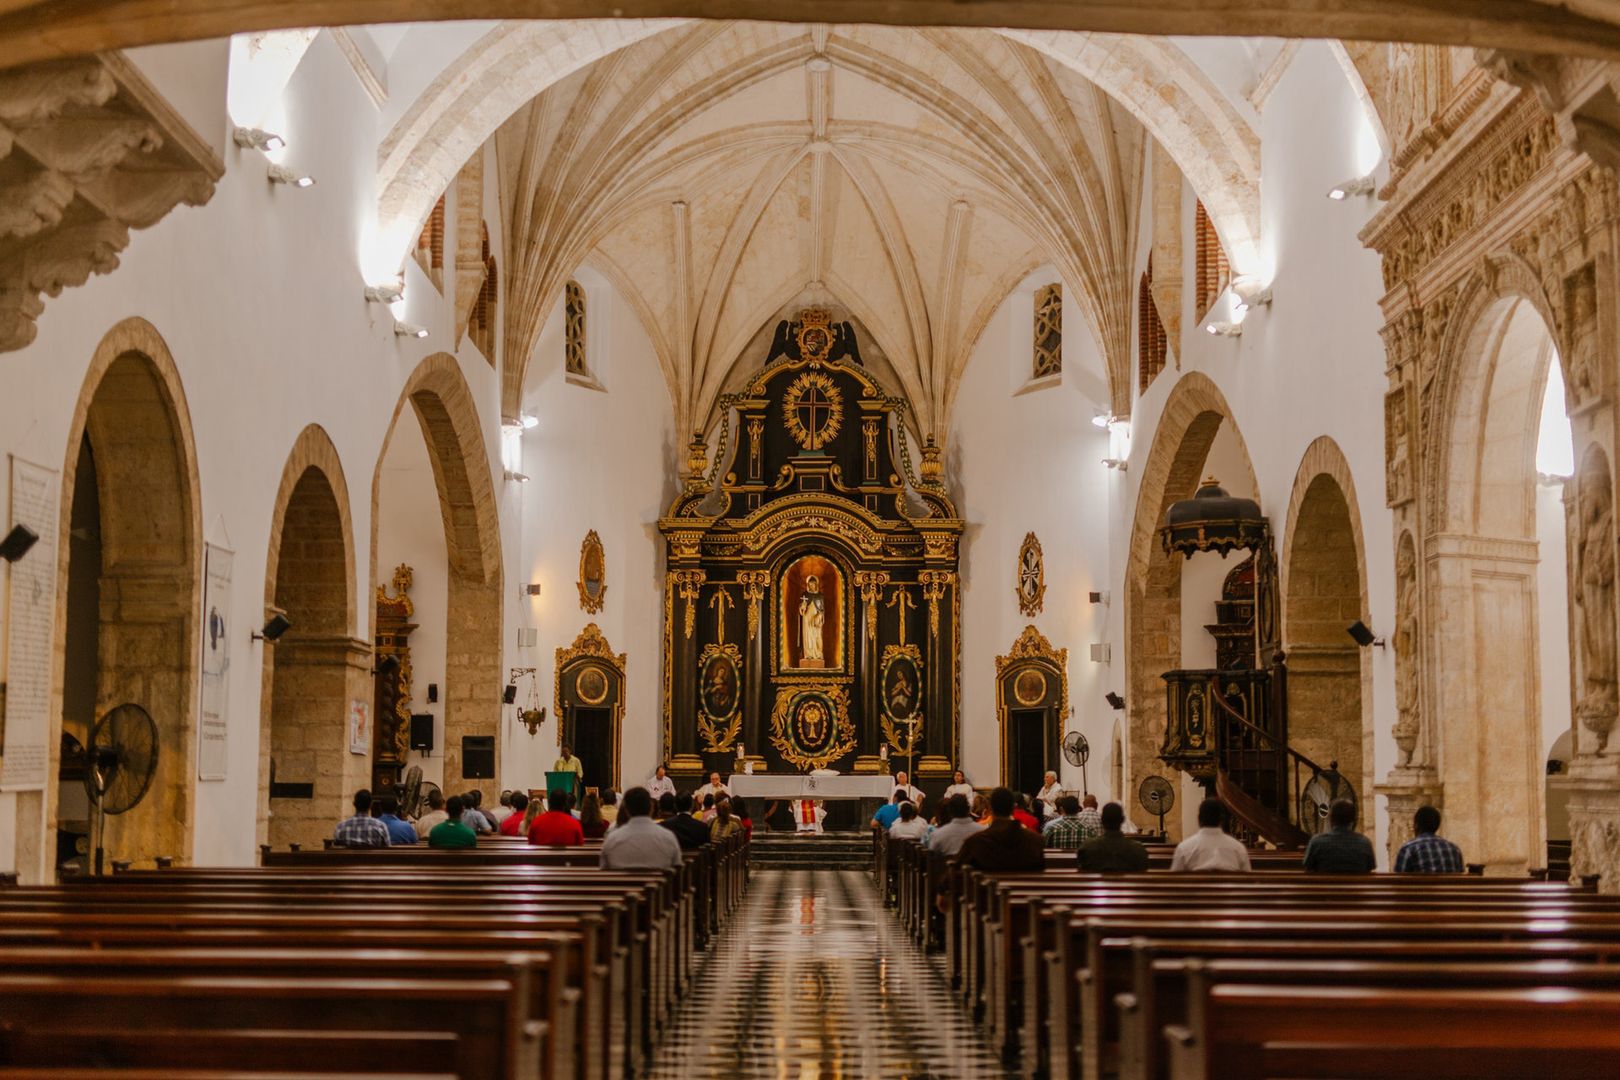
[502,684,517,704]
[426,683,438,704]
[410,714,434,752]
[462,735,495,779]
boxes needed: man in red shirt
[1012,792,1041,832]
[499,792,530,836]
[528,790,584,846]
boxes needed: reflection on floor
[647,868,1012,1079]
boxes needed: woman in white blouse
[942,769,973,802]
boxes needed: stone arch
[372,353,503,795]
[1278,436,1372,820]
[1123,370,1257,831]
[50,316,202,875]
[1427,280,1567,873]
[258,425,365,850]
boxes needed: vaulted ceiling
[496,22,1145,437]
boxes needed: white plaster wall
[0,32,503,876]
[950,273,1114,798]
[500,276,676,795]
[1119,42,1395,856]
[376,419,451,788]
[1536,482,1573,760]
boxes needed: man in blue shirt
[375,794,417,845]
[1394,805,1465,873]
[871,791,906,831]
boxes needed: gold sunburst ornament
[783,371,843,451]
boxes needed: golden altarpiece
[659,311,963,794]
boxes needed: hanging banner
[197,544,232,780]
[1,457,59,792]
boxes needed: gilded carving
[782,370,844,451]
[769,682,857,770]
[994,625,1068,781]
[738,570,770,642]
[672,569,706,640]
[577,529,606,614]
[885,584,916,647]
[919,570,954,642]
[553,623,626,756]
[855,570,890,642]
[1016,532,1045,616]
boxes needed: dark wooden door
[573,707,613,792]
[1010,709,1047,796]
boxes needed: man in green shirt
[554,744,584,799]
[427,795,479,849]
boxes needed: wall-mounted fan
[1062,731,1090,795]
[1299,762,1356,836]
[85,703,159,875]
[1138,774,1176,837]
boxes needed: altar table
[725,774,894,800]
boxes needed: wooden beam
[5,0,1620,69]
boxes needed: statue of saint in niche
[1578,466,1618,748]
[800,576,826,665]
[780,555,842,671]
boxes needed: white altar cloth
[725,774,893,800]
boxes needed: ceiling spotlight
[267,164,314,188]
[1206,321,1243,338]
[504,469,530,483]
[1327,175,1376,200]
[0,523,40,563]
[252,613,292,643]
[233,127,285,152]
[364,282,405,304]
[520,414,539,430]
[1102,458,1128,471]
[1232,278,1273,314]
[1091,413,1113,430]
[394,322,427,339]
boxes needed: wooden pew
[0,1028,459,1075]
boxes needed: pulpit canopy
[1160,476,1269,558]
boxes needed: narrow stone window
[1032,282,1062,380]
[1194,200,1229,323]
[413,194,445,290]
[1139,256,1167,392]
[470,224,498,362]
[565,280,587,376]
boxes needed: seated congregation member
[579,792,609,839]
[971,793,992,825]
[926,794,984,856]
[375,795,417,845]
[499,792,531,836]
[647,766,676,802]
[888,801,928,841]
[1077,802,1149,872]
[1394,804,1465,873]
[334,789,390,848]
[462,790,494,833]
[599,787,683,870]
[662,792,711,850]
[1170,798,1251,872]
[528,789,585,846]
[700,793,718,823]
[490,790,515,826]
[710,797,744,842]
[428,795,479,849]
[956,787,1045,872]
[1303,798,1376,873]
[1012,792,1041,832]
[872,790,906,831]
[1074,794,1102,838]
[731,797,754,840]
[412,789,448,838]
[1041,795,1087,850]
[1035,771,1063,811]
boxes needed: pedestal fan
[1138,774,1176,838]
[85,703,159,875]
[1299,761,1356,836]
[1062,731,1090,795]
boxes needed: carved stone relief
[1384,386,1414,508]
[1576,449,1617,750]
[1564,263,1600,408]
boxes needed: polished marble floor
[647,869,1013,1079]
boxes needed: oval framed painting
[575,665,610,705]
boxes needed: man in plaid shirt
[1043,795,1098,850]
[1393,805,1463,873]
[333,788,390,848]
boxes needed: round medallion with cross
[783,371,844,452]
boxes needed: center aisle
[647,868,1012,1078]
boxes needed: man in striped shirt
[1393,805,1464,873]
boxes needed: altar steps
[749,833,871,870]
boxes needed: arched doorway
[54,318,201,873]
[554,624,626,792]
[372,354,502,799]
[995,626,1068,795]
[1431,295,1574,874]
[1124,372,1257,835]
[1280,439,1370,823]
[260,426,361,850]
